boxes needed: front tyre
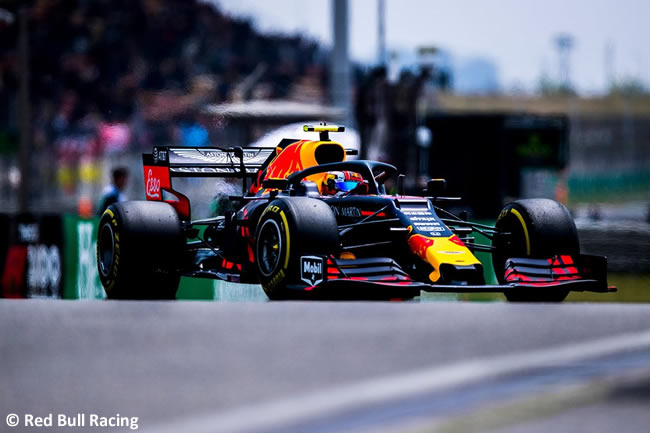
[97,201,183,300]
[493,199,579,303]
[254,198,339,300]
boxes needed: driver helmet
[321,171,365,195]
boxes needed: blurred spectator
[0,0,329,211]
[97,167,129,215]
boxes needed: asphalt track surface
[2,299,650,433]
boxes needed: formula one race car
[96,124,615,302]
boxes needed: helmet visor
[335,181,360,192]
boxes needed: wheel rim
[257,219,282,277]
[98,223,115,278]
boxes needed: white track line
[139,329,650,433]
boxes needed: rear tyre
[492,199,579,302]
[97,201,183,300]
[254,198,339,300]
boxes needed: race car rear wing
[142,146,276,220]
[143,146,276,177]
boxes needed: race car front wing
[287,253,615,300]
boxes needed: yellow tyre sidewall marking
[279,210,290,270]
[510,208,531,256]
[100,208,120,292]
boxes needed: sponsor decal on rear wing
[146,146,275,177]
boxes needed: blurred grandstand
[0,0,329,213]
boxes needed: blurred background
[0,0,648,300]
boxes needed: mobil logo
[300,255,324,286]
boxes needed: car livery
[96,124,615,302]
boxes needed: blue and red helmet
[321,171,365,195]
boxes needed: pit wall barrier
[0,214,65,299]
[0,213,268,300]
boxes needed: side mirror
[262,178,289,190]
[426,179,447,197]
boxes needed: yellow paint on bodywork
[408,234,481,283]
[263,140,347,190]
[300,140,346,187]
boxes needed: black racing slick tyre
[254,197,339,300]
[492,199,579,303]
[97,201,184,300]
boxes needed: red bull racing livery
[97,124,615,301]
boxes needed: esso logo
[146,169,161,198]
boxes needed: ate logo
[146,169,161,199]
[300,256,324,286]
